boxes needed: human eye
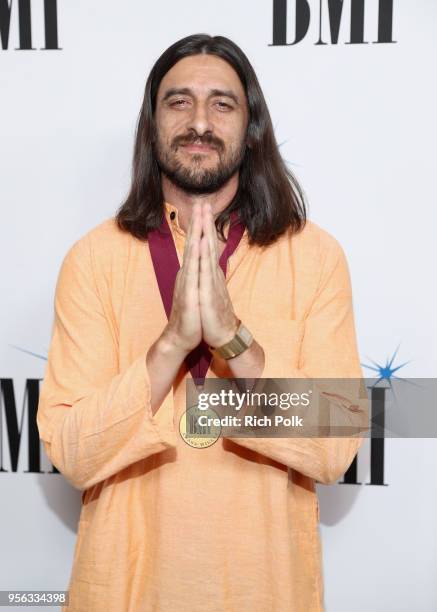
[215,100,232,110]
[170,98,189,108]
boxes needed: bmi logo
[271,0,396,46]
[0,0,61,51]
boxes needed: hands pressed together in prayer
[164,201,240,352]
[146,201,265,415]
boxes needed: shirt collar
[163,201,184,235]
[164,201,178,215]
[163,200,248,245]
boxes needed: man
[37,34,366,611]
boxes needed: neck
[161,172,239,233]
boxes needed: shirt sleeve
[37,234,177,492]
[227,235,369,485]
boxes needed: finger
[184,203,202,288]
[199,232,213,299]
[202,203,219,276]
[208,203,220,265]
[182,202,201,274]
[182,201,201,268]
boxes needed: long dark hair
[115,33,307,246]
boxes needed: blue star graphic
[361,343,420,403]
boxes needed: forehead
[157,54,246,101]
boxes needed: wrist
[209,318,254,360]
[228,339,265,379]
[209,315,240,348]
[157,329,191,360]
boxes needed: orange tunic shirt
[37,202,366,611]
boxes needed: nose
[185,101,214,137]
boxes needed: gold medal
[179,403,221,448]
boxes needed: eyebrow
[161,87,240,106]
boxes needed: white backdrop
[1,1,436,610]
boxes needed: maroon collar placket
[147,207,246,388]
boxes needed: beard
[154,131,247,195]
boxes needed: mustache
[172,133,223,151]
